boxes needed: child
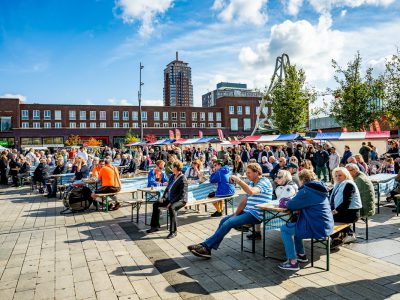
[385,158,395,174]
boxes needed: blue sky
[1,0,399,107]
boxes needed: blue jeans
[203,212,260,250]
[280,222,304,260]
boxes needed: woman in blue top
[147,160,168,187]
[278,169,334,271]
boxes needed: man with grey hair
[347,156,366,173]
[346,163,375,218]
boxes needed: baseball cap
[286,162,298,169]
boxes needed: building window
[44,122,51,128]
[80,123,86,128]
[44,110,51,120]
[132,111,138,121]
[200,123,205,128]
[55,122,61,128]
[113,122,119,128]
[132,123,138,128]
[192,112,197,121]
[142,111,147,121]
[123,122,129,128]
[172,123,177,128]
[163,123,168,128]
[216,123,221,128]
[208,123,214,128]
[79,111,86,120]
[229,106,234,115]
[163,112,168,121]
[245,106,250,115]
[69,122,76,128]
[171,112,177,121]
[180,123,186,128]
[100,111,106,120]
[113,111,119,120]
[122,111,129,121]
[21,110,29,120]
[142,123,147,128]
[33,110,40,120]
[243,118,251,131]
[22,122,29,128]
[33,122,40,129]
[208,112,213,121]
[90,111,96,120]
[200,112,205,121]
[180,112,186,121]
[90,122,96,128]
[192,123,197,128]
[154,123,160,128]
[69,110,76,120]
[237,106,242,115]
[230,118,238,131]
[216,112,221,121]
[154,112,160,121]
[55,110,61,120]
[0,117,12,131]
[99,122,106,128]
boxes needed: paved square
[0,186,400,299]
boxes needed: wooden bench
[94,189,138,212]
[311,222,352,271]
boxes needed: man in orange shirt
[91,158,121,210]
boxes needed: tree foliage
[270,64,313,133]
[65,134,81,146]
[329,52,384,131]
[384,49,400,127]
[125,129,140,144]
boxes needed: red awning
[366,131,391,139]
[173,139,188,145]
[240,136,262,143]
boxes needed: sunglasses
[277,176,283,179]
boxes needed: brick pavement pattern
[0,186,400,299]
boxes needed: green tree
[270,64,313,133]
[384,50,400,126]
[329,52,384,131]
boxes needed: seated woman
[146,161,188,239]
[278,169,334,271]
[185,159,203,180]
[188,163,272,259]
[147,160,168,187]
[248,169,298,240]
[330,167,362,246]
[233,154,244,175]
[209,159,236,217]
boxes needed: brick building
[0,95,260,149]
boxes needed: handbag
[278,197,290,208]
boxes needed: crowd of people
[0,139,399,271]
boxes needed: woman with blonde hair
[301,159,314,172]
[330,167,362,247]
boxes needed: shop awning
[314,132,342,140]
[125,141,148,146]
[196,137,221,143]
[275,134,305,141]
[240,136,262,143]
[366,131,391,139]
[339,132,366,140]
[173,139,187,145]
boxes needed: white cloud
[107,98,133,106]
[308,0,395,13]
[212,0,268,26]
[0,93,27,102]
[114,0,174,37]
[142,99,163,106]
[340,9,347,17]
[284,0,304,16]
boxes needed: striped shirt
[244,177,273,220]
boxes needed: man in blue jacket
[209,160,236,217]
[147,160,168,187]
[340,145,353,166]
[278,169,334,271]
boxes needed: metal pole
[139,62,144,141]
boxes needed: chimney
[176,51,178,61]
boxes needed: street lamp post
[138,62,144,141]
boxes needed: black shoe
[297,254,308,263]
[246,231,262,240]
[146,227,160,234]
[189,244,211,259]
[234,224,252,232]
[210,211,222,217]
[167,232,177,239]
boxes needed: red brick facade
[0,96,260,148]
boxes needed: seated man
[74,157,90,181]
[270,157,286,180]
[16,157,31,187]
[188,163,272,258]
[124,155,137,174]
[147,160,168,187]
[33,158,50,191]
[91,158,121,210]
[139,156,149,171]
[209,159,236,217]
[46,157,67,198]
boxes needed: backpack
[61,185,93,213]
